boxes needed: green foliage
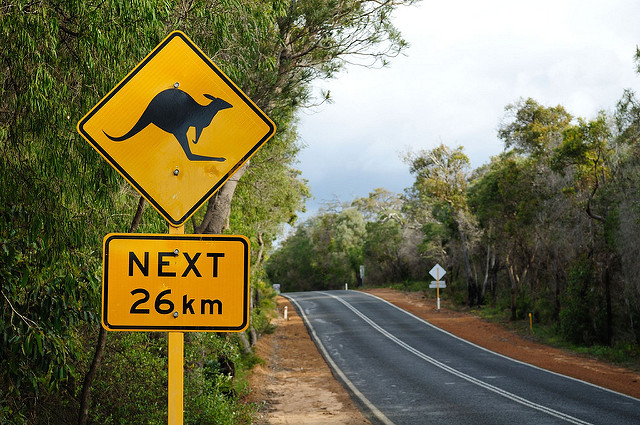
[558,258,608,346]
[90,332,168,424]
[0,207,101,419]
[498,97,573,157]
[405,144,471,211]
[184,333,255,425]
[364,219,406,282]
[267,187,429,291]
[250,275,279,335]
[82,331,258,425]
[0,0,323,421]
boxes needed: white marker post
[429,264,447,312]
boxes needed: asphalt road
[284,290,640,425]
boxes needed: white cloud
[296,0,640,216]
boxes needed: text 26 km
[130,288,222,315]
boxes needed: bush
[558,258,607,345]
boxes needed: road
[284,290,640,425]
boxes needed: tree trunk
[197,166,254,352]
[481,244,491,304]
[196,163,248,234]
[457,224,478,307]
[604,263,613,346]
[249,284,259,346]
[128,197,146,233]
[505,253,520,321]
[256,232,265,266]
[238,332,252,354]
[77,327,107,425]
[510,286,518,321]
[489,255,499,305]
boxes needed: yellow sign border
[102,233,249,332]
[78,31,275,226]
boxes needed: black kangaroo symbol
[103,88,233,161]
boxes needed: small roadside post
[429,264,447,311]
[360,265,365,288]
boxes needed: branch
[585,160,605,222]
[2,290,38,329]
[128,196,146,233]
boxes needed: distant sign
[429,281,447,289]
[102,233,249,332]
[429,264,446,280]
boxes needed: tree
[498,97,573,158]
[404,144,480,306]
[469,153,542,318]
[352,188,404,222]
[197,0,418,237]
[551,113,617,345]
[1,3,171,420]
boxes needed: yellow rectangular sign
[102,234,249,332]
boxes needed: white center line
[322,291,593,425]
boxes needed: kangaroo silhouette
[103,88,233,161]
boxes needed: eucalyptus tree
[551,113,620,345]
[1,3,172,420]
[199,0,419,237]
[468,153,546,318]
[612,90,640,342]
[404,144,480,306]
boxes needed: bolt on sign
[102,234,249,332]
[77,31,275,226]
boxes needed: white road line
[285,295,396,425]
[321,291,593,425]
[359,290,640,402]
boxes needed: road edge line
[283,294,396,425]
[359,290,640,402]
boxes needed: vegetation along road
[6,2,640,424]
[284,290,640,425]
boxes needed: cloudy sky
[295,0,640,217]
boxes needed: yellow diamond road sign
[77,31,275,226]
[102,234,249,332]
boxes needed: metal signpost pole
[436,269,440,312]
[429,264,446,312]
[168,224,184,425]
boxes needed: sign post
[102,231,249,424]
[79,31,273,424]
[168,225,183,425]
[429,264,447,311]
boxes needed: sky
[295,0,640,218]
